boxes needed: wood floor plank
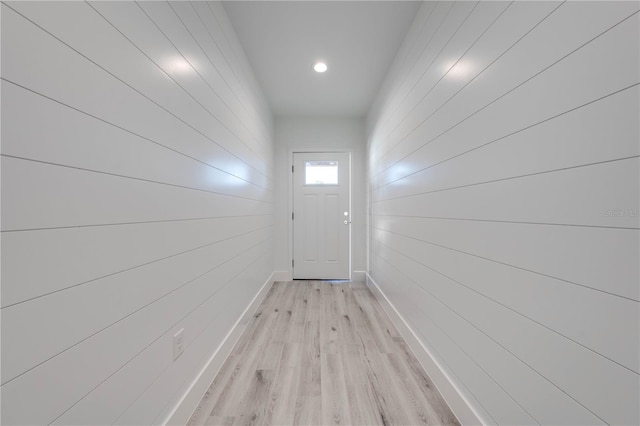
[188,281,460,426]
[284,282,307,344]
[351,288,397,354]
[209,308,280,417]
[299,320,321,397]
[187,356,240,426]
[360,341,414,425]
[342,347,381,425]
[397,341,460,425]
[233,369,274,425]
[205,416,234,426]
[263,343,300,425]
[293,395,322,425]
[320,352,351,425]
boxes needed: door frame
[289,149,352,280]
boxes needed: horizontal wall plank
[376,7,639,188]
[374,240,638,424]
[375,156,639,229]
[191,1,272,141]
[1,241,269,426]
[21,0,252,156]
[373,85,639,202]
[8,0,272,175]
[375,227,639,372]
[373,2,638,181]
[370,253,544,426]
[1,156,271,232]
[375,1,511,148]
[372,251,606,425]
[374,215,639,301]
[1,81,270,199]
[1,226,272,383]
[167,1,265,153]
[2,216,270,308]
[368,1,439,130]
[379,1,474,128]
[1,3,270,187]
[54,252,272,426]
[118,254,272,426]
[134,1,264,161]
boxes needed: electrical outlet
[173,328,184,360]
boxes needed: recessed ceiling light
[313,62,327,73]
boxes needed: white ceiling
[222,1,421,117]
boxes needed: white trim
[287,151,294,280]
[161,272,277,426]
[273,270,292,282]
[366,273,485,426]
[351,270,366,282]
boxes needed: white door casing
[292,152,350,279]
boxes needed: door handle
[344,220,349,225]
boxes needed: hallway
[1,1,638,425]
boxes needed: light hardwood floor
[187,280,460,426]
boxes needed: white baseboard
[272,271,364,282]
[162,272,277,426]
[366,273,484,426]
[351,270,366,282]
[272,270,292,282]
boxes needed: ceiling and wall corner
[222,0,422,117]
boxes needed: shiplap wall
[1,1,274,424]
[367,1,639,425]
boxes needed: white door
[293,152,350,279]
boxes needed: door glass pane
[305,160,338,185]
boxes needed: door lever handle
[344,220,349,225]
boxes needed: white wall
[1,2,274,425]
[367,1,639,425]
[274,117,366,279]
